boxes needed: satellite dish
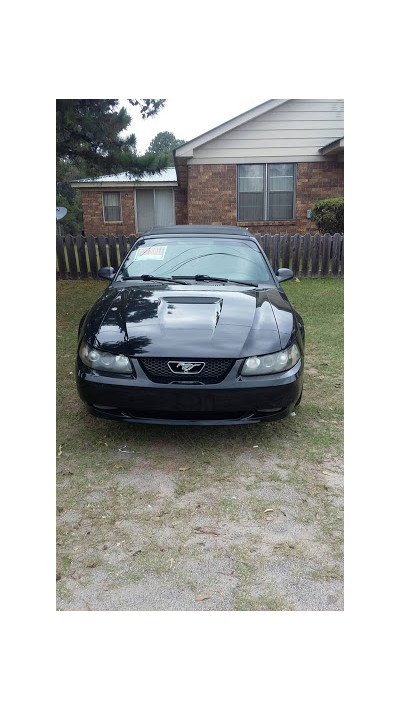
[56,206,67,221]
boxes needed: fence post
[97,235,108,268]
[56,234,67,279]
[75,234,88,279]
[331,233,341,276]
[85,235,98,278]
[118,235,128,263]
[272,234,281,273]
[311,233,321,277]
[264,234,271,262]
[292,233,301,276]
[64,234,78,279]
[321,233,332,276]
[108,235,118,270]
[340,235,344,276]
[282,233,291,269]
[302,233,311,277]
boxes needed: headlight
[242,342,301,376]
[79,341,133,373]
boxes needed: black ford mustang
[76,226,304,425]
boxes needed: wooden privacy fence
[56,232,344,280]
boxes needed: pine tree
[57,99,169,177]
[147,131,186,166]
[56,99,169,233]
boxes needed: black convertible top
[142,225,253,238]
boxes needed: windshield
[118,238,272,283]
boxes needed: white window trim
[237,164,297,222]
[102,191,122,223]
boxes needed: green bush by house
[311,197,344,234]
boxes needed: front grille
[138,357,235,384]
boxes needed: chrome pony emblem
[168,361,205,374]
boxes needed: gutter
[319,137,344,156]
[71,181,178,189]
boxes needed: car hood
[83,283,296,358]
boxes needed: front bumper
[76,357,303,425]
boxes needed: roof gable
[175,99,344,166]
[174,100,290,158]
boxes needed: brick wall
[79,161,344,236]
[81,189,136,236]
[80,186,186,235]
[174,187,188,224]
[188,165,237,224]
[81,190,104,235]
[186,162,343,235]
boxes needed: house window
[237,165,264,221]
[103,192,122,222]
[135,188,175,233]
[237,164,295,221]
[268,164,295,220]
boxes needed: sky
[120,97,271,154]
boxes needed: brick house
[72,99,343,236]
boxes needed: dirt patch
[115,465,177,498]
[57,446,343,611]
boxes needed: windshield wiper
[120,274,188,285]
[173,274,258,287]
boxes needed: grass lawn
[56,277,343,611]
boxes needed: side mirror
[276,268,294,283]
[98,266,116,281]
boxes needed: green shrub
[311,197,344,234]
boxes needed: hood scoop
[158,296,223,332]
[162,296,223,305]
